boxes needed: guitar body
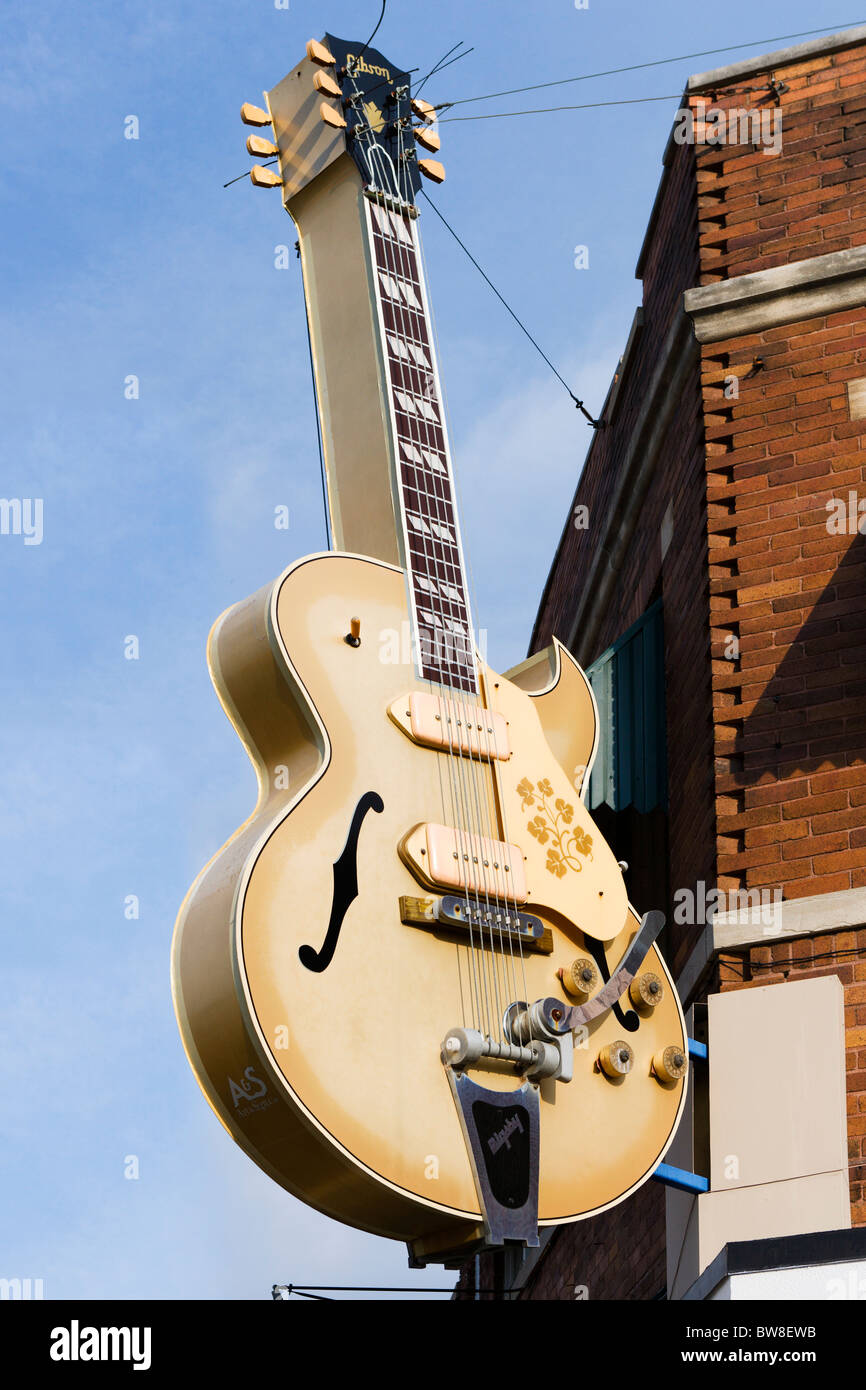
[172,551,687,1253]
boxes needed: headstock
[240,35,445,208]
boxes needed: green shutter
[585,599,667,814]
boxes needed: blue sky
[1,0,856,1300]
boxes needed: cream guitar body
[172,551,687,1258]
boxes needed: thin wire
[439,93,682,122]
[279,1287,333,1300]
[359,65,420,104]
[391,125,506,1035]
[415,209,529,1019]
[409,189,512,1033]
[415,41,463,96]
[353,0,387,70]
[420,190,600,425]
[390,156,496,1034]
[362,100,490,1029]
[350,76,488,1029]
[276,1284,512,1293]
[439,23,866,108]
[299,249,332,550]
[719,944,866,980]
[416,45,474,96]
[223,94,676,188]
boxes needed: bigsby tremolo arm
[440,911,665,1082]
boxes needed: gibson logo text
[347,54,392,81]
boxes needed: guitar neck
[365,194,478,695]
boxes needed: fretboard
[365,195,478,696]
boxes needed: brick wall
[697,41,866,1239]
[488,33,866,1299]
[533,137,718,977]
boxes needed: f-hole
[298,791,384,973]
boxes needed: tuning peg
[411,98,436,124]
[320,101,347,130]
[307,38,336,66]
[241,102,271,127]
[314,70,342,99]
[246,134,278,158]
[418,157,445,184]
[414,126,441,154]
[250,165,282,189]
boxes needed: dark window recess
[585,599,669,922]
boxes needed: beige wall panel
[708,977,848,1191]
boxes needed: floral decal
[518,778,594,876]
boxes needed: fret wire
[371,232,423,285]
[369,206,478,688]
[402,479,460,524]
[408,555,464,571]
[401,479,455,511]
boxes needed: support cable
[420,191,601,426]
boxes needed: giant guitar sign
[171,34,688,1267]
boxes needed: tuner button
[628,971,664,1012]
[414,126,441,154]
[653,1045,688,1084]
[418,157,445,184]
[314,70,342,98]
[240,102,271,127]
[599,1041,634,1078]
[320,101,348,130]
[559,957,598,1001]
[306,38,337,67]
[249,165,282,189]
[411,97,436,124]
[246,134,279,158]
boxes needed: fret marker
[378,272,421,310]
[387,335,411,361]
[407,341,431,368]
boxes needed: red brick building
[458,24,866,1300]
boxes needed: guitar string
[415,216,531,1021]
[387,132,501,1039]
[397,100,524,1036]
[396,133,517,1039]
[376,109,491,1034]
[397,146,513,1040]
[346,65,484,1030]
[354,81,523,1043]
[387,120,505,1037]
[410,149,532,1016]
[376,95,488,1033]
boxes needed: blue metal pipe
[652,1161,709,1194]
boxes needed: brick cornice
[687,24,866,92]
[676,886,866,1004]
[684,245,866,343]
